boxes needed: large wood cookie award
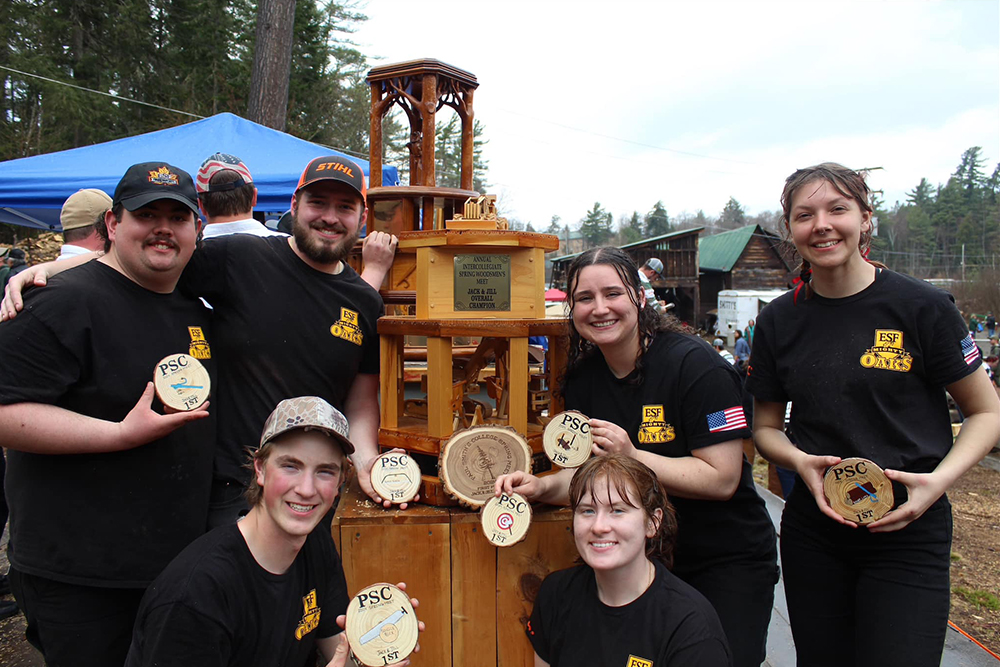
[153,353,210,411]
[345,583,419,667]
[439,425,532,508]
[823,457,894,524]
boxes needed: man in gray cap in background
[639,257,665,314]
[196,152,286,240]
[58,188,112,260]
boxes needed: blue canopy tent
[0,113,399,230]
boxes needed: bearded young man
[2,156,403,528]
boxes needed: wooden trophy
[439,425,532,508]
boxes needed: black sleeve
[677,345,751,449]
[526,574,556,664]
[317,536,350,639]
[664,638,733,667]
[127,603,232,667]
[0,308,82,405]
[179,238,229,301]
[926,294,982,386]
[743,301,787,403]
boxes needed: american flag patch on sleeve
[707,407,747,433]
[961,333,981,366]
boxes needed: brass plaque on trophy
[453,254,511,312]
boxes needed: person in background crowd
[743,318,755,345]
[733,330,751,369]
[713,338,735,365]
[58,189,112,260]
[638,257,665,314]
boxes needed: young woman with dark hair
[747,162,1000,666]
[527,454,731,667]
[499,247,777,667]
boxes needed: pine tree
[644,201,670,237]
[580,202,614,247]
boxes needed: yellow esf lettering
[357,586,392,608]
[877,330,902,346]
[860,354,913,372]
[643,405,664,420]
[158,357,189,375]
[330,325,363,345]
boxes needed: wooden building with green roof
[698,224,796,329]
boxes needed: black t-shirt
[563,332,774,573]
[0,261,216,587]
[527,561,732,667]
[745,269,980,474]
[126,522,349,667]
[179,235,382,484]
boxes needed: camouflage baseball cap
[259,396,354,455]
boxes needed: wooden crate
[332,478,578,667]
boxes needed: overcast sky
[353,0,999,229]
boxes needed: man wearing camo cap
[127,396,354,666]
[196,152,286,239]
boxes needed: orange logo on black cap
[315,162,354,178]
[147,166,179,186]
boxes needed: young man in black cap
[126,396,420,667]
[0,162,215,667]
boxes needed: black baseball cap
[113,162,199,214]
[295,156,366,204]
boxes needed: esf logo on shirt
[330,307,364,346]
[638,404,675,444]
[294,589,321,640]
[860,329,913,373]
[627,656,653,667]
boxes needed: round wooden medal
[480,492,532,547]
[370,452,421,504]
[345,583,418,667]
[439,425,532,508]
[543,410,593,468]
[823,457,895,524]
[153,353,211,411]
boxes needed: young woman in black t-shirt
[498,247,776,667]
[746,162,1000,666]
[527,455,731,667]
